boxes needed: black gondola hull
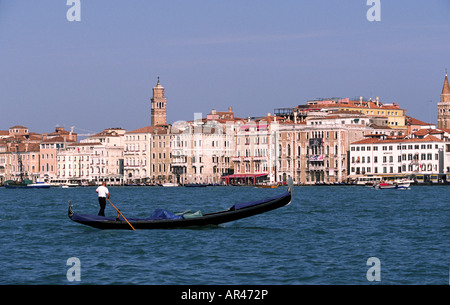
[68,187,293,230]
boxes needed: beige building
[124,126,153,183]
[123,125,172,184]
[171,118,236,185]
[56,128,125,184]
[40,137,73,182]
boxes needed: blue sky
[1,1,449,135]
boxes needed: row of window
[351,144,440,152]
[352,163,438,174]
[352,153,439,163]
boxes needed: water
[0,185,448,285]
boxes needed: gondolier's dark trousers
[98,197,106,216]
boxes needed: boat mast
[16,144,24,182]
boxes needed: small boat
[373,181,411,189]
[4,180,50,189]
[161,182,178,187]
[68,179,294,230]
[61,183,78,188]
[396,181,411,189]
[4,180,30,189]
[27,182,51,189]
[256,184,279,189]
[374,182,397,189]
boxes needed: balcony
[309,154,324,162]
[253,156,267,161]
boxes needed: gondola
[68,178,293,230]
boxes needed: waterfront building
[227,115,278,185]
[39,127,77,181]
[276,111,388,184]
[56,128,125,184]
[437,70,450,129]
[171,115,236,185]
[349,133,445,181]
[124,125,172,184]
[57,142,103,184]
[123,126,153,183]
[8,143,41,182]
[150,128,173,184]
[0,126,43,183]
[39,136,73,182]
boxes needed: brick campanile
[151,77,167,126]
[438,69,450,129]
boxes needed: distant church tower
[438,69,450,129]
[151,77,167,126]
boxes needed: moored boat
[4,180,50,189]
[27,182,51,189]
[373,180,411,189]
[161,182,178,187]
[256,184,279,189]
[68,179,294,230]
[4,180,30,189]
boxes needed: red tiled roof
[126,126,168,134]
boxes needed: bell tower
[151,77,167,126]
[438,69,450,129]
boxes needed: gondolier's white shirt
[96,186,109,197]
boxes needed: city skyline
[1,1,449,135]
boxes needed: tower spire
[443,69,450,95]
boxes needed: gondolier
[96,181,110,216]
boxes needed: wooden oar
[106,198,136,231]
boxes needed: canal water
[0,185,448,284]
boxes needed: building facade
[349,134,445,180]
